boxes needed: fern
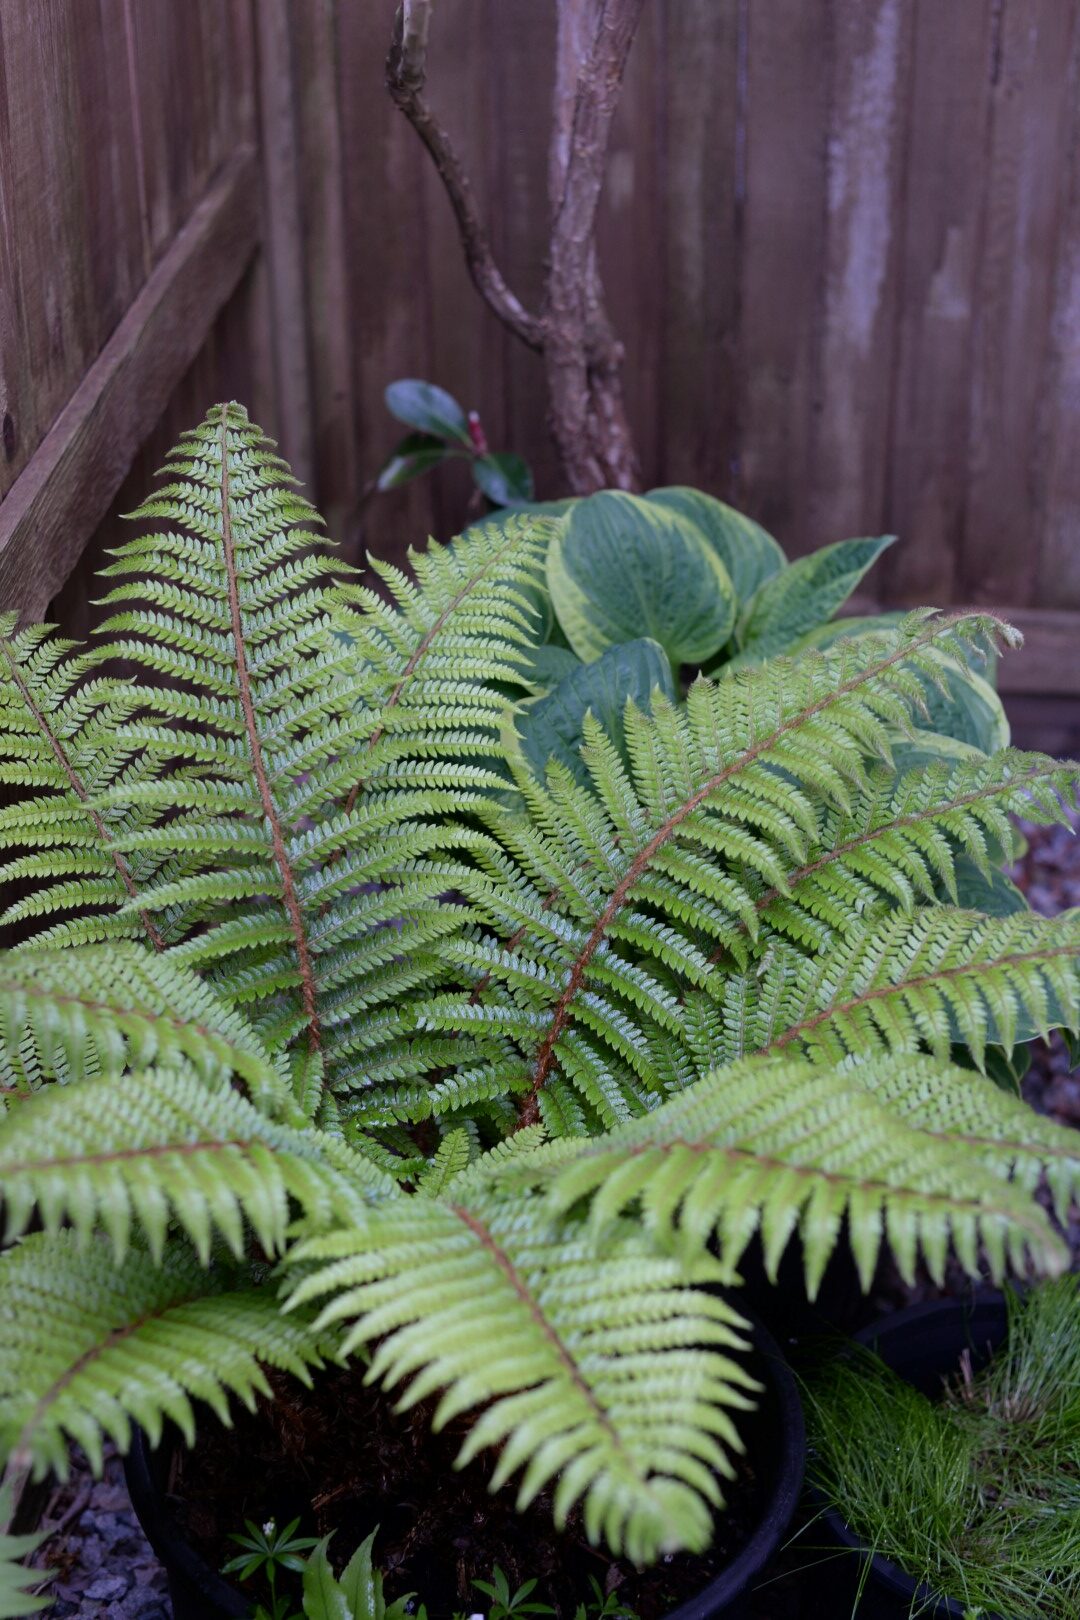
[0,404,1077,1572]
[0,1232,330,1478]
[719,907,1080,1069]
[0,944,294,1117]
[0,619,168,951]
[288,1200,755,1564]
[0,1065,389,1261]
[418,616,1060,1131]
[728,750,1079,952]
[482,1054,1076,1293]
[0,1476,49,1617]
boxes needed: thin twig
[386,4,544,352]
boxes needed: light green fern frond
[732,750,1078,953]
[847,1053,1080,1221]
[418,613,1041,1133]
[0,1232,330,1479]
[485,1055,1072,1293]
[337,512,551,805]
[0,1476,49,1616]
[0,618,168,952]
[288,1198,756,1565]
[721,906,1080,1069]
[0,944,294,1118]
[88,405,548,1109]
[0,1065,392,1261]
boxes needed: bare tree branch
[544,0,646,491]
[385,0,645,495]
[386,4,545,352]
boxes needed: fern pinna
[0,403,1078,1570]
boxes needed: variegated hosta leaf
[482,1055,1073,1294]
[288,1198,756,1565]
[0,1232,330,1480]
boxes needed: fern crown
[0,403,1077,1572]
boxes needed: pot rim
[816,1290,1008,1620]
[125,1304,805,1620]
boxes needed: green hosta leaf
[473,453,535,506]
[384,380,471,445]
[888,730,984,775]
[513,642,581,693]
[514,639,675,788]
[916,654,1010,754]
[948,853,1029,917]
[0,1479,49,1617]
[735,535,896,662]
[646,487,785,604]
[547,491,737,667]
[787,611,905,656]
[376,433,453,491]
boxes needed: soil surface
[32,810,1080,1617]
[173,1359,772,1619]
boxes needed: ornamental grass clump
[0,404,1078,1577]
[808,1279,1080,1620]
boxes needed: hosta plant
[0,405,1079,1585]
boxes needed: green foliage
[0,403,1076,1575]
[290,1200,754,1565]
[730,534,895,665]
[0,1231,331,1478]
[377,379,534,506]
[0,944,294,1116]
[240,1526,418,1620]
[513,638,674,790]
[473,1566,553,1618]
[807,1279,1080,1620]
[546,491,738,668]
[487,1053,1077,1291]
[0,1479,50,1618]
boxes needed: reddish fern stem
[517,615,1001,1126]
[217,409,321,1051]
[770,942,1080,1052]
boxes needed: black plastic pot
[818,1292,1008,1620]
[124,1308,804,1620]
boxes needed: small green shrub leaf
[473,452,535,505]
[384,380,471,445]
[547,491,737,666]
[376,433,453,491]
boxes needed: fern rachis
[0,404,1076,1574]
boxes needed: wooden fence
[1,0,1079,707]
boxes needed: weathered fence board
[0,0,1078,707]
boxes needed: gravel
[28,812,1080,1616]
[28,1452,170,1617]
